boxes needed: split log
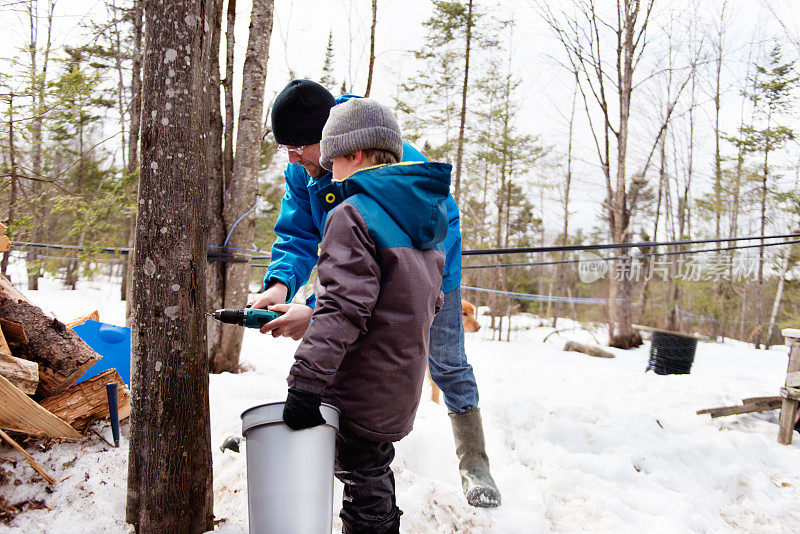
[0,374,81,439]
[0,352,38,395]
[0,274,101,397]
[65,310,100,329]
[563,341,615,359]
[0,323,10,353]
[39,369,130,432]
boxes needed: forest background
[2,0,800,361]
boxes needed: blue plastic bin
[72,320,131,386]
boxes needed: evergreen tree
[737,44,798,347]
[320,31,336,91]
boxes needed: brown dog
[429,300,481,404]
[461,299,481,333]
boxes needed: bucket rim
[241,401,340,435]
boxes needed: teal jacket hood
[316,162,452,250]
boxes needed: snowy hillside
[2,272,800,533]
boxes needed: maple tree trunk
[126,1,215,530]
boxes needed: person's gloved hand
[282,388,326,430]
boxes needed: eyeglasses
[277,144,305,155]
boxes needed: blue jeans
[428,287,479,413]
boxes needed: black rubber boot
[449,407,501,508]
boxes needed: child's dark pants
[335,426,402,533]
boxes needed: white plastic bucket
[241,401,340,534]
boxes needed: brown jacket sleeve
[288,202,381,394]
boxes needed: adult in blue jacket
[252,80,500,508]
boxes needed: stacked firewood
[0,264,130,482]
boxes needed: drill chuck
[209,308,282,328]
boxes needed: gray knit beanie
[319,98,403,171]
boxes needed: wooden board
[779,341,800,445]
[697,398,782,418]
[0,374,81,439]
[782,329,800,341]
[0,351,38,394]
[40,369,130,432]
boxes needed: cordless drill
[207,308,282,328]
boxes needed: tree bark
[122,0,144,308]
[214,0,274,373]
[453,0,473,203]
[2,91,18,278]
[26,1,55,291]
[126,1,214,530]
[365,0,377,97]
[206,0,227,370]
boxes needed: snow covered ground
[3,269,800,533]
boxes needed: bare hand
[250,282,289,310]
[259,303,313,340]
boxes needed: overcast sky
[2,0,799,237]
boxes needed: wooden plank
[40,369,130,432]
[0,428,55,485]
[0,374,81,439]
[697,399,782,418]
[0,274,101,397]
[742,396,782,404]
[782,329,800,341]
[780,387,800,401]
[65,310,100,329]
[778,340,800,445]
[786,371,800,388]
[0,351,38,394]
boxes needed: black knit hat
[271,80,337,146]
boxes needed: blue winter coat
[264,105,462,300]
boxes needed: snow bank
[2,274,800,532]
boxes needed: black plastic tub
[646,330,697,375]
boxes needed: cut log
[65,310,100,329]
[0,352,38,395]
[563,341,615,359]
[39,369,130,432]
[0,374,81,439]
[0,274,101,397]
